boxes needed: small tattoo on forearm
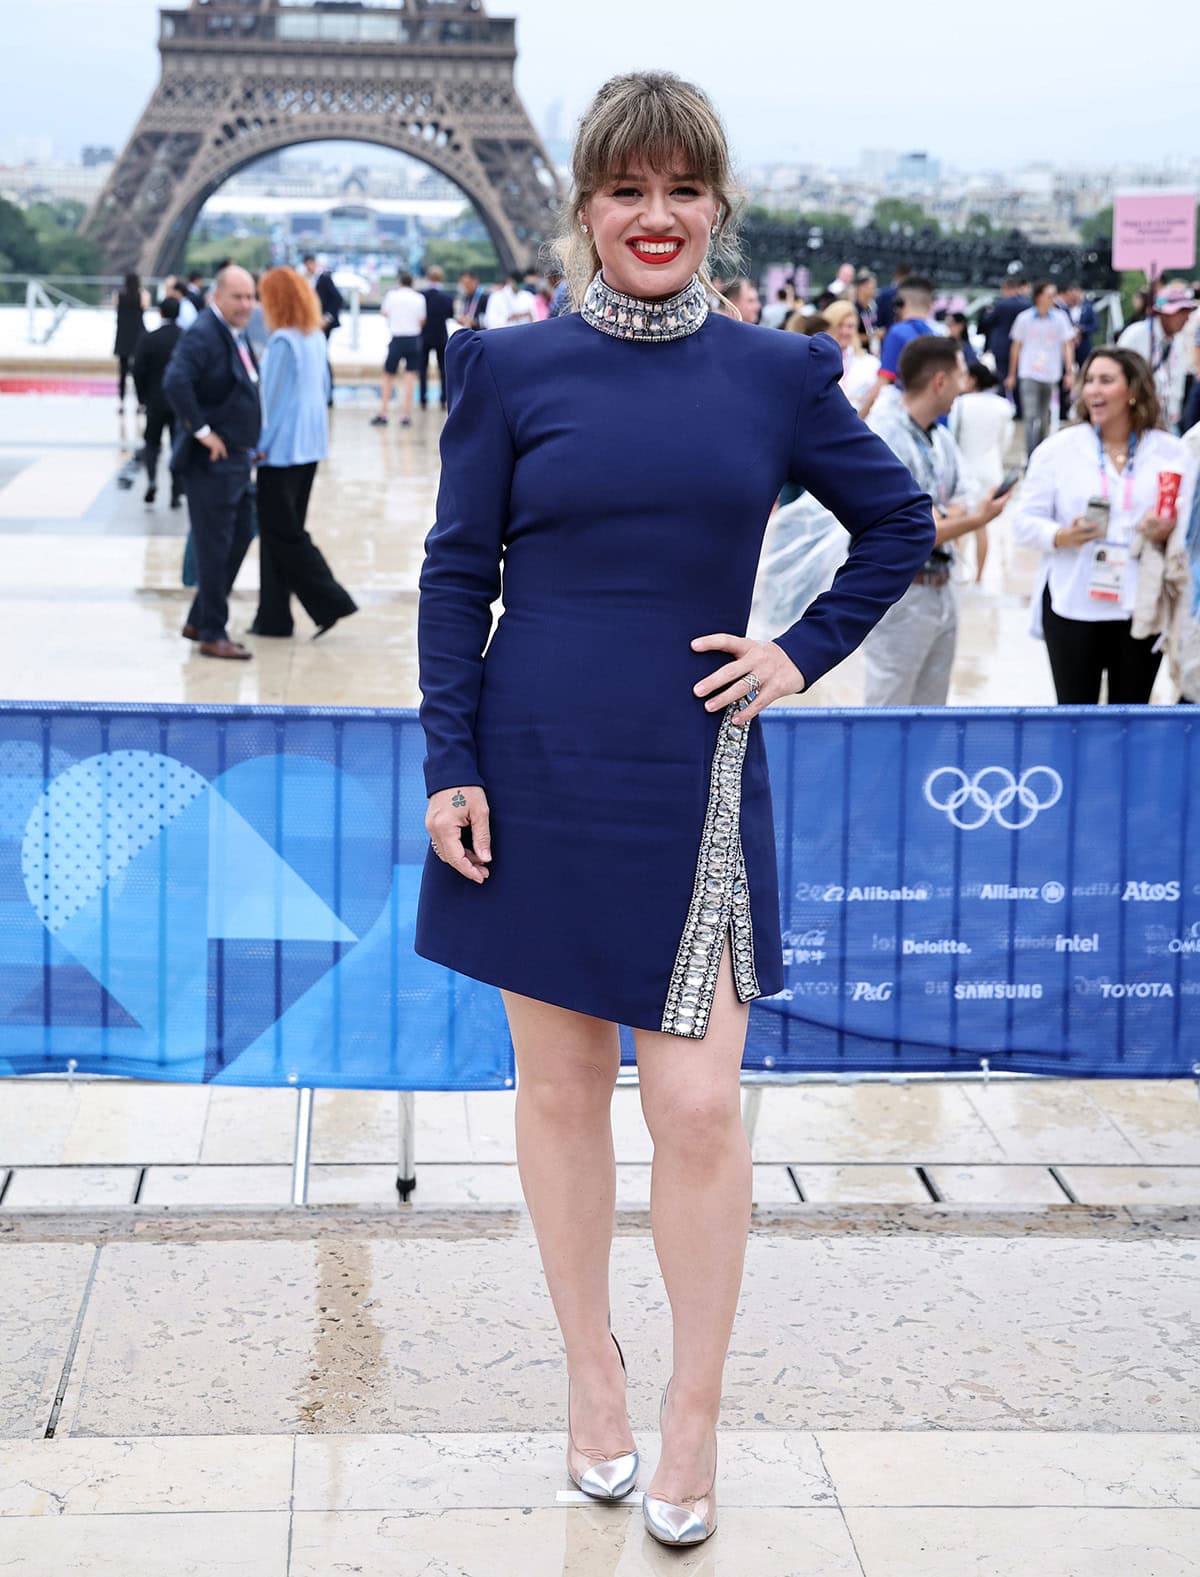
[451,790,467,807]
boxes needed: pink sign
[1112,190,1197,274]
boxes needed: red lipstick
[626,236,685,265]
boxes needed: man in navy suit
[418,264,455,409]
[164,265,262,660]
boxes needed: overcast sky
[7,0,1196,173]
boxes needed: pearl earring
[580,222,589,234]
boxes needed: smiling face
[581,162,719,299]
[1082,354,1130,428]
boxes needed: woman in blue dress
[416,72,934,1547]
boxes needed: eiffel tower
[85,0,562,277]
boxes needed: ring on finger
[744,670,761,702]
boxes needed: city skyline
[8,0,1193,176]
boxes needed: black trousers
[117,355,135,401]
[418,339,447,407]
[142,399,176,490]
[1042,586,1162,704]
[253,462,357,636]
[184,455,256,642]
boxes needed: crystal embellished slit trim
[661,702,760,1039]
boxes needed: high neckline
[580,272,709,343]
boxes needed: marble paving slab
[1083,1081,1200,1165]
[288,1506,865,1577]
[52,1233,1200,1439]
[0,1244,95,1439]
[0,1510,289,1575]
[1056,1166,1200,1204]
[0,1434,294,1515]
[960,1080,1143,1164]
[748,1082,1006,1163]
[925,1163,1068,1204]
[816,1429,1200,1508]
[1,1166,139,1207]
[845,1507,1200,1577]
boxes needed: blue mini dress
[415,275,935,1037]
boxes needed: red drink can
[1156,470,1183,522]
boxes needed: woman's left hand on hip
[690,634,806,726]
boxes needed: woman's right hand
[1054,516,1103,549]
[426,785,492,884]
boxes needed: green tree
[184,235,272,274]
[422,237,500,280]
[961,211,994,237]
[1079,206,1113,245]
[0,198,43,272]
[871,198,940,234]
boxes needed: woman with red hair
[250,266,357,638]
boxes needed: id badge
[1087,540,1129,603]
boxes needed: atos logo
[924,766,1063,831]
[1121,881,1181,903]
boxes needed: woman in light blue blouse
[250,267,357,639]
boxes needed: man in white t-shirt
[1006,280,1076,458]
[484,273,536,330]
[373,271,426,427]
[1118,281,1197,432]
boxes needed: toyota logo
[923,766,1063,831]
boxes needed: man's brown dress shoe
[181,623,199,640]
[199,639,252,661]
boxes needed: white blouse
[1011,424,1196,627]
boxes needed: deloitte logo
[924,766,1063,831]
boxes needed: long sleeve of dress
[775,335,937,688]
[418,330,516,796]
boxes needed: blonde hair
[821,299,858,333]
[552,72,742,312]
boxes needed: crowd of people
[113,255,354,660]
[111,238,1200,700]
[716,258,1200,707]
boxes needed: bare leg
[634,941,751,1503]
[401,369,418,421]
[501,989,634,1459]
[379,372,395,418]
[975,524,989,585]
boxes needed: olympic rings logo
[923,766,1064,831]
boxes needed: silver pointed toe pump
[642,1378,718,1547]
[566,1332,639,1502]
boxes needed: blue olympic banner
[0,703,1194,1087]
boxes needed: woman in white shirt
[950,364,1015,582]
[1011,346,1195,702]
[821,300,880,409]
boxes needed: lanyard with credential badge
[1095,425,1136,514]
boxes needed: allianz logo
[973,881,1065,903]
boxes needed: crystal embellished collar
[580,271,709,342]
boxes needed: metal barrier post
[397,1090,415,1201]
[291,1087,314,1205]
